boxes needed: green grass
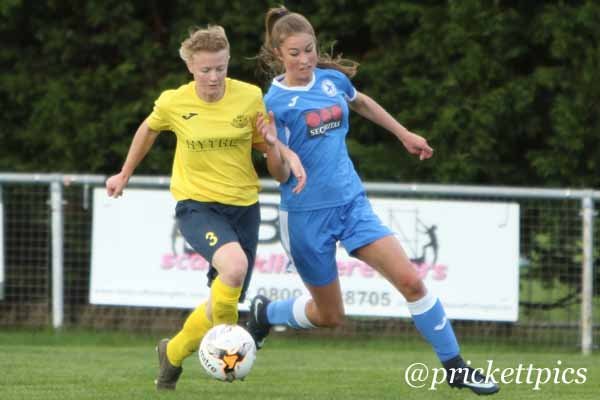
[0,329,598,399]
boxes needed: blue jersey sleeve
[330,69,357,102]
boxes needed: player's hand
[106,172,129,198]
[400,131,433,160]
[283,149,306,194]
[256,111,278,147]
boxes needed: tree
[0,0,598,188]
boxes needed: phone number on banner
[255,287,392,307]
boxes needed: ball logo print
[198,324,257,382]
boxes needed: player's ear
[185,56,195,75]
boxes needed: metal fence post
[50,179,64,329]
[581,195,594,355]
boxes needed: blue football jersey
[264,68,365,211]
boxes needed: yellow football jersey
[146,79,266,205]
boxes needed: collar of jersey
[272,72,316,91]
[190,78,230,105]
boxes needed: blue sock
[266,296,315,329]
[266,298,299,328]
[408,293,460,362]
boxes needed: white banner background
[90,188,519,321]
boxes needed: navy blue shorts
[175,200,260,302]
[279,193,392,286]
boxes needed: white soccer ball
[198,324,257,382]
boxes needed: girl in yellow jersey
[105,25,305,390]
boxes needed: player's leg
[247,277,345,350]
[210,241,248,325]
[247,207,342,346]
[261,277,345,328]
[230,201,261,307]
[353,235,461,361]
[201,201,259,331]
[354,236,498,394]
[157,201,250,390]
[346,195,499,395]
[208,200,263,327]
[165,241,247,373]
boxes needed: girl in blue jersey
[247,6,499,395]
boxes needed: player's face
[187,49,229,102]
[278,33,317,86]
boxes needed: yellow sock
[167,301,212,367]
[211,276,242,326]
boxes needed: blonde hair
[179,25,230,63]
[258,6,359,80]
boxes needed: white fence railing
[0,173,597,353]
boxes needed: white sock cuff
[292,295,316,328]
[407,290,437,316]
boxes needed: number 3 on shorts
[205,231,218,247]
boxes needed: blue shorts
[175,200,260,302]
[279,193,392,286]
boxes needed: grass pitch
[0,329,598,399]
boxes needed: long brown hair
[257,6,359,80]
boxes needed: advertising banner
[90,189,519,321]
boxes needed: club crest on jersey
[231,114,249,128]
[304,104,343,137]
[321,79,337,97]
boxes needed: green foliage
[0,1,598,187]
[354,1,598,185]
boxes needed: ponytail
[264,7,290,51]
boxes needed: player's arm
[349,92,433,160]
[254,111,306,193]
[253,140,287,181]
[106,119,160,198]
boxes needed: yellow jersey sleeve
[146,90,176,132]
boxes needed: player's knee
[217,258,248,287]
[213,246,248,287]
[398,275,426,301]
[219,265,247,287]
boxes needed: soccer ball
[198,324,257,382]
